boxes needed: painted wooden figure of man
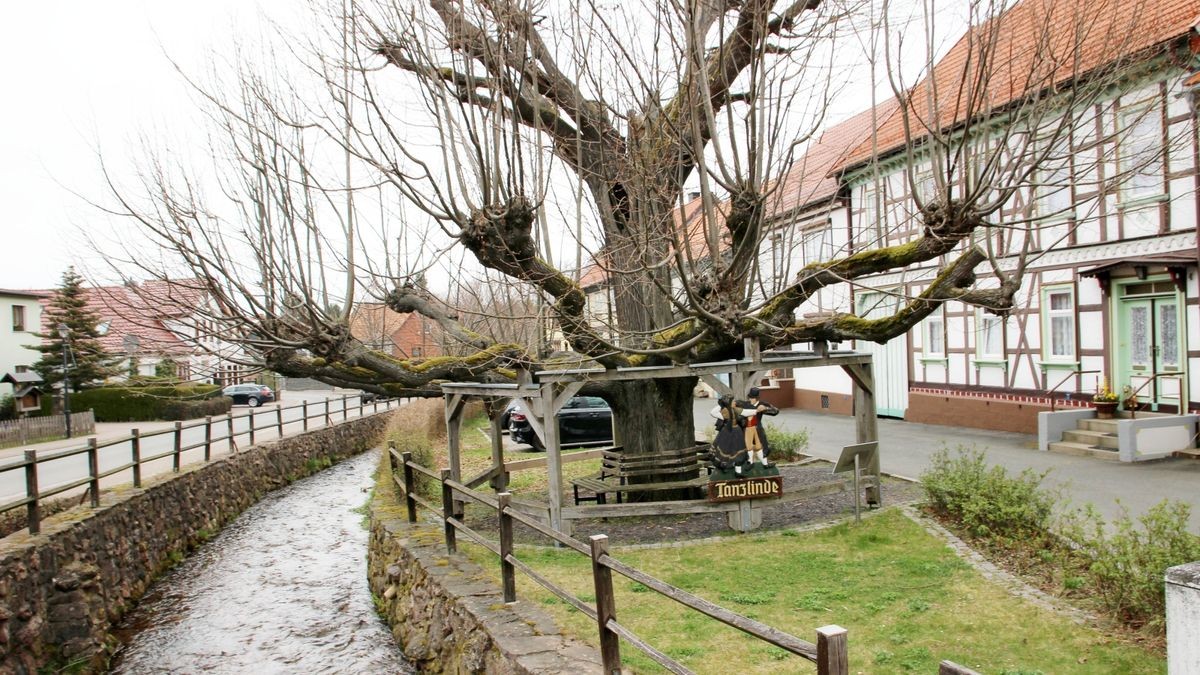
[738,387,779,467]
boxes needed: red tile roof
[763,101,899,219]
[835,0,1200,172]
[36,281,205,356]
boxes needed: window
[924,310,945,358]
[800,224,830,266]
[977,312,1004,359]
[1118,102,1163,202]
[14,365,28,373]
[12,305,25,332]
[1041,286,1076,360]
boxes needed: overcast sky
[0,0,297,290]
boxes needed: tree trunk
[606,376,700,501]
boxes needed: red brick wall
[905,391,1049,434]
[789,385,854,416]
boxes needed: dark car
[498,400,522,431]
[222,383,275,407]
[509,396,613,450]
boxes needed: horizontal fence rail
[387,445,848,675]
[1,395,401,535]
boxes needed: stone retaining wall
[368,480,604,673]
[0,412,391,674]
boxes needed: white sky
[0,1,966,293]
[0,0,299,290]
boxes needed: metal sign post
[834,441,879,523]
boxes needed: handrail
[1125,372,1175,420]
[388,447,846,674]
[1045,369,1101,412]
[1,394,400,534]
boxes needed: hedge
[67,385,232,422]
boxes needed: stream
[108,449,412,674]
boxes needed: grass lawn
[458,508,1163,674]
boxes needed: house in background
[0,289,45,397]
[349,303,443,359]
[774,0,1200,439]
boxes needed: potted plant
[1093,378,1120,419]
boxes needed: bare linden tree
[96,0,1193,469]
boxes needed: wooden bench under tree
[571,443,713,505]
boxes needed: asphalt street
[693,398,1200,532]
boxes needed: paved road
[0,390,397,507]
[693,399,1200,532]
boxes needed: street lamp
[57,323,72,439]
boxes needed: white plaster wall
[1166,562,1200,674]
[0,296,42,396]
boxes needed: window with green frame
[975,310,1004,360]
[1041,285,1076,361]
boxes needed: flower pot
[1094,401,1118,419]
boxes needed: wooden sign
[707,475,783,502]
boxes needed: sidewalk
[0,389,362,461]
[694,399,1200,532]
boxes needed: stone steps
[1062,429,1120,449]
[1046,440,1121,461]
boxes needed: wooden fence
[0,395,400,535]
[388,444,850,675]
[0,411,96,446]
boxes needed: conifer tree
[27,268,117,390]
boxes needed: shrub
[0,395,14,421]
[384,399,443,498]
[1061,501,1200,631]
[764,423,808,462]
[920,446,1055,540]
[69,384,229,422]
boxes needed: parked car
[498,399,522,431]
[509,396,613,450]
[222,383,275,407]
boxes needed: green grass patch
[458,509,1162,674]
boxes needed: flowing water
[109,450,412,674]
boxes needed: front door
[855,290,909,418]
[1116,282,1184,410]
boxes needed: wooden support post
[86,438,100,507]
[173,422,183,472]
[402,451,417,523]
[204,416,213,461]
[445,394,466,517]
[343,395,349,421]
[359,394,364,417]
[440,468,456,553]
[324,398,331,425]
[131,428,142,487]
[541,383,564,534]
[276,406,284,437]
[816,625,849,675]
[589,535,621,674]
[498,492,516,603]
[24,450,40,534]
[227,415,237,453]
[249,409,256,446]
[489,413,508,492]
[846,361,882,508]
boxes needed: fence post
[359,395,364,417]
[227,414,237,453]
[589,534,621,674]
[402,451,417,523]
[816,625,849,675]
[325,398,331,426]
[24,450,40,534]
[440,468,456,553]
[131,428,142,487]
[204,416,213,461]
[373,398,379,414]
[87,438,100,507]
[172,422,183,472]
[498,492,516,603]
[249,409,256,446]
[276,406,283,438]
[343,395,349,422]
[302,401,309,432]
